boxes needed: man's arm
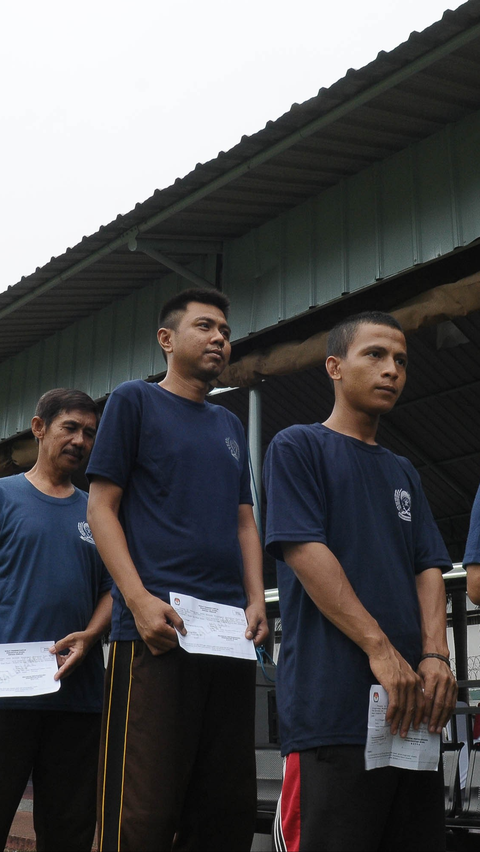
[87,476,186,655]
[464,484,480,603]
[416,567,458,732]
[283,540,425,738]
[50,590,112,680]
[467,564,480,605]
[237,504,269,647]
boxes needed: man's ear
[325,355,342,382]
[31,416,46,441]
[157,327,173,356]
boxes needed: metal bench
[255,747,283,835]
[443,742,464,818]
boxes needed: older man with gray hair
[0,388,112,852]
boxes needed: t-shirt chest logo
[78,521,96,544]
[394,489,411,522]
[225,437,240,461]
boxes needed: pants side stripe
[280,752,301,851]
[99,641,117,852]
[99,641,135,852]
[117,642,135,851]
[273,790,287,852]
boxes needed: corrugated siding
[0,259,215,439]
[2,108,480,440]
[225,108,480,333]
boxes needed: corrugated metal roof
[2,0,480,362]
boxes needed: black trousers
[0,708,101,852]
[274,745,446,852]
[98,641,257,852]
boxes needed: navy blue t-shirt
[464,484,480,566]
[0,474,111,712]
[87,380,253,640]
[263,424,452,754]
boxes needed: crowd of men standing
[0,286,479,852]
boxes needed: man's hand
[131,592,187,656]
[418,656,458,734]
[368,644,425,738]
[50,633,92,681]
[245,603,269,647]
[49,591,112,680]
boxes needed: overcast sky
[0,0,465,293]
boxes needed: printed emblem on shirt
[394,489,411,522]
[78,521,96,544]
[225,437,240,461]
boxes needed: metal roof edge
[2,2,480,319]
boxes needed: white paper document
[365,685,440,771]
[169,592,257,660]
[0,641,60,697]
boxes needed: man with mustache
[87,287,268,852]
[0,388,112,852]
[263,311,457,852]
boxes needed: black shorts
[274,745,445,852]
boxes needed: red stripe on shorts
[281,752,301,851]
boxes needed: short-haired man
[263,311,457,852]
[87,287,268,851]
[0,388,112,852]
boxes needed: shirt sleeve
[263,430,327,561]
[238,428,253,506]
[99,561,113,593]
[86,383,141,489]
[464,485,480,567]
[409,467,452,572]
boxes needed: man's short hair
[327,311,404,359]
[35,388,100,429]
[158,287,230,331]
